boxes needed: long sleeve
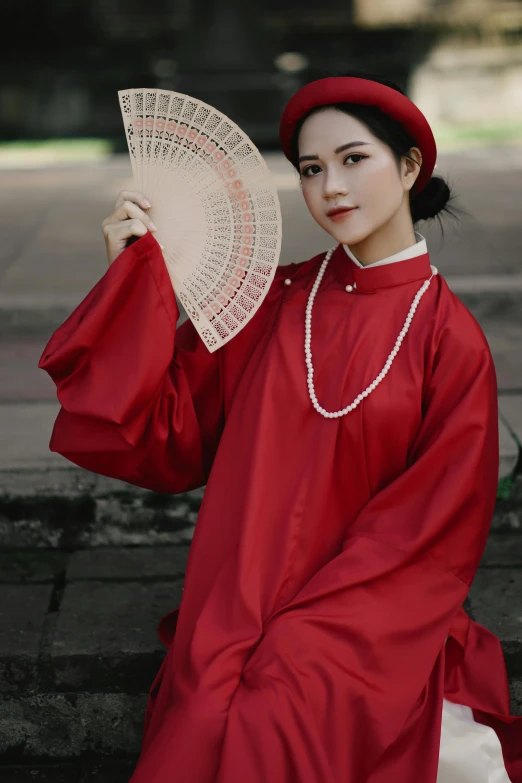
[38,231,224,494]
[214,306,500,782]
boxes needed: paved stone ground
[0,149,521,473]
[0,147,521,774]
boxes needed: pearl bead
[305,248,437,419]
[284,278,292,286]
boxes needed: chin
[328,226,370,246]
[317,215,369,246]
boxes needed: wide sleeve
[38,231,224,494]
[214,308,500,783]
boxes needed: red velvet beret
[279,76,437,195]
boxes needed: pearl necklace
[305,245,438,418]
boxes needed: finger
[103,217,148,242]
[114,191,152,210]
[114,190,152,211]
[113,200,157,231]
[116,217,149,237]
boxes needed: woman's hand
[102,190,164,266]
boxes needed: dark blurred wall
[1,0,440,147]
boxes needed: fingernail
[150,221,157,231]
[143,199,151,207]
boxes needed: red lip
[327,206,356,217]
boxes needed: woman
[38,73,522,782]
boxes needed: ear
[402,147,423,191]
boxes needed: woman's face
[297,107,422,250]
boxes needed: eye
[344,153,366,166]
[301,153,367,178]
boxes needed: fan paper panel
[118,88,283,352]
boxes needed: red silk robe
[39,230,522,782]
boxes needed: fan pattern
[118,88,283,352]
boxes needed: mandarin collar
[328,241,433,293]
[343,230,427,268]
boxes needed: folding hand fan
[118,88,283,352]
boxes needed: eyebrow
[298,141,373,164]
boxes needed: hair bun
[411,176,451,222]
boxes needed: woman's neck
[345,221,418,267]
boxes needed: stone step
[0,397,519,478]
[1,468,521,551]
[2,311,521,399]
[0,287,521,338]
[0,469,204,548]
[0,307,520,481]
[0,758,138,783]
[0,537,521,763]
[0,545,188,764]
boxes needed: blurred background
[1,3,522,777]
[1,0,521,480]
[2,0,522,148]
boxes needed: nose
[322,167,349,200]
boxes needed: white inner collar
[343,231,427,268]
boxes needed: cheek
[362,160,402,201]
[355,173,402,226]
[302,184,322,215]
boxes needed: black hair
[288,70,464,232]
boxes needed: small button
[284,278,292,286]
[345,284,353,292]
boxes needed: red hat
[279,76,437,195]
